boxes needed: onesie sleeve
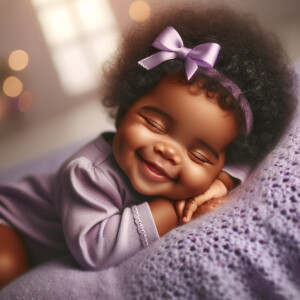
[54,157,159,270]
[222,163,252,183]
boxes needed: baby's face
[113,79,239,200]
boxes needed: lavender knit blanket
[1,107,300,299]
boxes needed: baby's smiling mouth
[138,155,176,182]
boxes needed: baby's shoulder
[56,132,117,179]
[67,132,114,165]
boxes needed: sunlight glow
[31,0,119,95]
[38,3,77,45]
[53,44,97,95]
[75,0,115,32]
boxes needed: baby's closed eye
[140,115,166,134]
[188,149,211,164]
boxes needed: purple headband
[138,26,253,135]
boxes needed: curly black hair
[102,5,297,166]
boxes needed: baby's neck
[102,131,115,146]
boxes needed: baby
[0,5,296,288]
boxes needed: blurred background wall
[0,0,299,170]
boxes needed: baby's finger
[175,200,186,221]
[182,198,197,223]
[193,191,212,206]
[194,180,227,206]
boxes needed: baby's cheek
[182,166,218,196]
[180,169,208,196]
[117,124,142,149]
[129,124,149,140]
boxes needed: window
[31,0,119,95]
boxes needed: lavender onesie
[0,132,247,270]
[0,132,159,270]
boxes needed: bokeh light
[129,1,150,22]
[8,49,29,71]
[3,76,23,98]
[0,95,8,120]
[18,91,33,112]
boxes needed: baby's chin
[129,177,206,200]
[138,188,204,201]
[165,189,209,201]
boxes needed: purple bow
[138,26,221,80]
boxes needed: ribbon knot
[138,26,221,80]
[177,46,191,60]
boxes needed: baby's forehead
[132,79,239,151]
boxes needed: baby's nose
[154,142,182,164]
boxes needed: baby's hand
[175,178,228,224]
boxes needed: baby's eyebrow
[140,106,173,121]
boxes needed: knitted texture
[1,109,299,300]
[123,111,300,300]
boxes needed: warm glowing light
[129,1,150,22]
[3,76,23,98]
[8,49,29,71]
[18,91,33,112]
[0,95,8,120]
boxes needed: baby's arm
[147,171,236,236]
[54,158,160,270]
[148,198,178,236]
[148,167,248,235]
